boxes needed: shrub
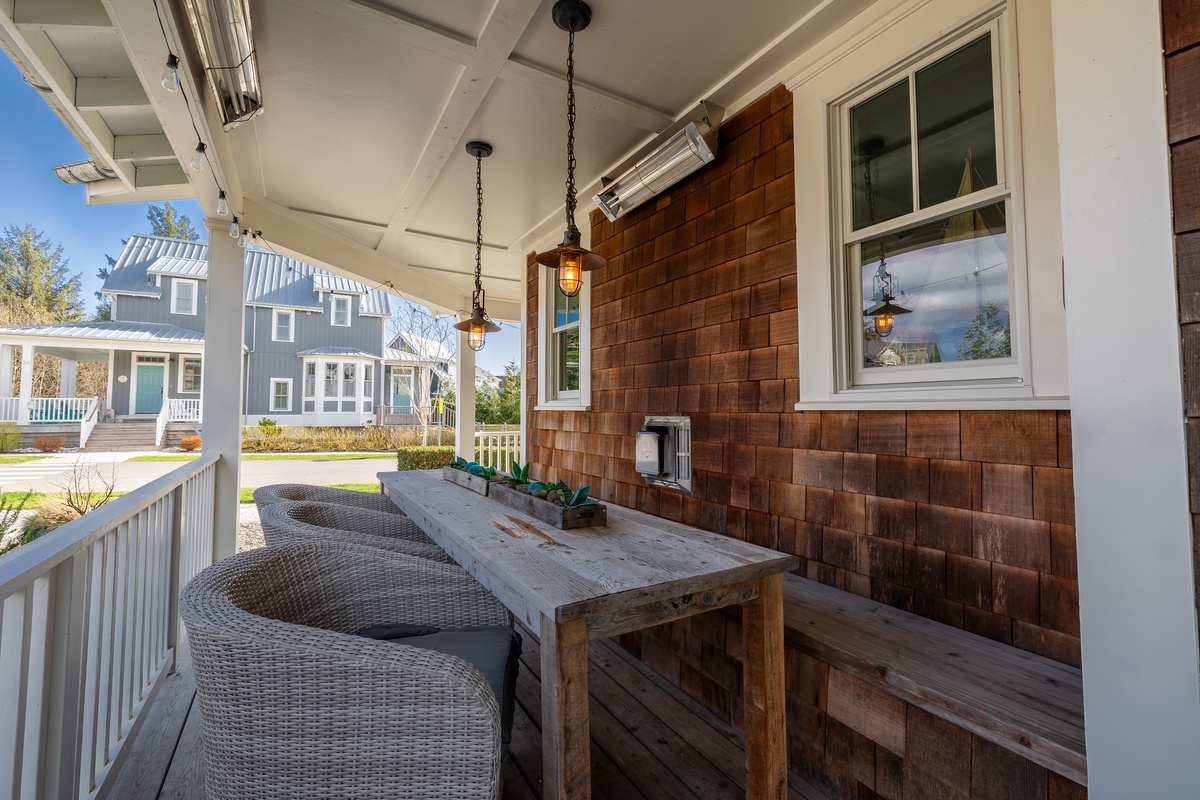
[258,417,280,433]
[180,435,201,451]
[0,423,22,453]
[240,425,444,453]
[33,436,64,453]
[397,445,456,471]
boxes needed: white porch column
[60,359,77,398]
[0,345,13,399]
[201,222,245,560]
[17,347,33,424]
[1051,1,1200,796]
[454,320,476,462]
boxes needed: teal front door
[391,372,414,411]
[135,364,164,414]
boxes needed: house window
[363,364,373,403]
[271,379,292,412]
[273,309,293,342]
[304,363,316,398]
[172,279,197,315]
[331,295,351,327]
[537,266,590,408]
[324,362,338,396]
[179,356,202,393]
[342,363,357,397]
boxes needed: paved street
[0,452,399,494]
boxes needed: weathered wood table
[378,470,799,800]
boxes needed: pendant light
[453,141,501,352]
[859,137,910,339]
[534,0,606,298]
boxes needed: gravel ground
[238,503,265,552]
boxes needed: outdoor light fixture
[535,0,606,298]
[453,141,501,352]
[216,190,229,216]
[236,228,247,248]
[864,262,911,338]
[593,107,721,222]
[179,0,263,130]
[189,142,207,171]
[161,53,180,92]
[229,216,239,238]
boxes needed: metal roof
[0,321,205,344]
[294,347,379,358]
[105,235,393,317]
[387,331,455,362]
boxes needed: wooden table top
[378,470,799,629]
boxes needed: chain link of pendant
[474,150,485,306]
[564,22,578,232]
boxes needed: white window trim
[536,266,592,411]
[270,378,293,412]
[303,362,316,398]
[177,354,202,394]
[785,0,1068,409]
[171,278,198,316]
[272,308,294,342]
[331,295,351,327]
[129,352,168,416]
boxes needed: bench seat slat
[781,575,1087,786]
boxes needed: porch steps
[84,420,159,451]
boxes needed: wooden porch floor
[110,628,827,800]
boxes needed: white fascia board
[246,302,323,313]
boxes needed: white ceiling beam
[375,0,543,255]
[112,133,172,160]
[74,76,147,108]
[288,0,475,65]
[135,163,188,187]
[403,228,514,257]
[83,181,198,205]
[500,59,673,133]
[12,0,111,29]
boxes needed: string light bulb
[161,54,180,92]
[229,216,239,238]
[237,228,247,248]
[188,142,207,172]
[216,191,229,216]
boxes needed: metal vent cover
[640,416,691,493]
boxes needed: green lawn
[239,483,378,504]
[0,490,126,510]
[127,453,398,463]
[0,455,51,465]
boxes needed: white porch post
[60,358,77,398]
[455,320,476,462]
[1051,0,1200,796]
[201,222,245,560]
[17,346,33,424]
[0,345,13,399]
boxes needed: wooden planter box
[441,466,493,496]
[489,482,608,529]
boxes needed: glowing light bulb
[557,253,583,297]
[874,313,895,337]
[468,321,486,351]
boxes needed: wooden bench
[781,574,1086,788]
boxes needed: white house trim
[176,353,202,394]
[171,277,198,316]
[272,308,294,343]
[535,264,592,412]
[270,378,293,413]
[128,351,168,416]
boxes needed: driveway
[0,452,398,494]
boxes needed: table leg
[540,614,591,800]
[742,573,787,799]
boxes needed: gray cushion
[358,624,521,743]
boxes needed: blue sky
[0,56,520,375]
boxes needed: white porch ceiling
[0,0,876,319]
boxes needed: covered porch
[0,0,1198,799]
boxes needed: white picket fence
[0,455,218,799]
[475,429,522,470]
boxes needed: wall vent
[636,416,692,493]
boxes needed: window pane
[554,283,580,328]
[304,363,316,398]
[849,79,913,230]
[556,328,580,393]
[860,201,1009,368]
[324,363,338,396]
[183,359,201,392]
[916,34,996,209]
[343,363,356,397]
[276,312,291,340]
[273,382,288,411]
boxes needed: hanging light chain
[564,20,578,231]
[474,149,485,306]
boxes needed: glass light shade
[236,229,247,248]
[189,142,207,172]
[467,322,487,351]
[216,191,229,216]
[874,313,895,337]
[558,261,583,297]
[453,306,501,352]
[161,55,180,92]
[229,217,239,238]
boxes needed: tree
[476,360,521,425]
[0,225,83,320]
[959,302,1011,361]
[96,202,199,320]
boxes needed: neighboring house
[0,234,396,426]
[382,330,452,417]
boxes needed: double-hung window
[552,285,581,399]
[180,357,202,393]
[271,379,292,412]
[172,279,197,315]
[304,363,316,398]
[838,27,1015,389]
[324,362,339,396]
[331,295,351,327]
[273,309,293,342]
[342,363,357,397]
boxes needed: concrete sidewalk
[0,451,399,493]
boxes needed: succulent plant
[558,483,598,508]
[508,460,531,484]
[449,456,470,471]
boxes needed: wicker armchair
[253,483,403,515]
[181,541,510,800]
[259,500,454,563]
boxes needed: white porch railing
[0,397,18,422]
[475,429,522,470]
[0,455,218,800]
[27,397,95,424]
[78,398,101,449]
[156,400,202,446]
[378,403,456,429]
